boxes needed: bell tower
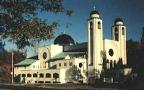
[111,18,127,64]
[87,9,103,76]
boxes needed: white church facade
[13,9,130,84]
[87,10,127,79]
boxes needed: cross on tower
[93,6,96,10]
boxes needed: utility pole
[141,27,144,45]
[12,52,14,84]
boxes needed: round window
[109,49,114,56]
[79,63,83,68]
[43,52,47,59]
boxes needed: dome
[90,10,99,16]
[114,18,124,25]
[54,34,75,45]
[90,10,100,18]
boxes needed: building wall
[14,57,87,84]
[14,69,67,84]
[111,23,127,64]
[104,39,119,62]
[46,44,63,58]
[38,44,63,61]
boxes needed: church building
[13,9,130,84]
[87,10,127,79]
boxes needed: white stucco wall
[104,39,119,62]
[46,44,63,58]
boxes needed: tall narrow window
[110,60,113,69]
[90,22,93,30]
[98,21,101,29]
[122,27,125,35]
[90,22,93,65]
[115,27,119,41]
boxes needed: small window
[69,62,73,66]
[45,81,51,83]
[38,81,44,83]
[59,63,61,67]
[64,63,67,66]
[98,21,101,29]
[122,27,125,35]
[27,74,31,77]
[33,65,35,68]
[39,73,44,78]
[33,73,37,77]
[53,73,59,78]
[46,73,51,78]
[22,74,26,77]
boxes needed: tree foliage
[0,0,73,49]
[66,65,82,82]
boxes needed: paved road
[0,84,123,90]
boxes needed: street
[0,84,123,90]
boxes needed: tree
[0,0,73,49]
[101,51,107,70]
[66,65,82,82]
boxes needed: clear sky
[4,0,144,57]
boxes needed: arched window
[39,73,44,78]
[122,27,125,35]
[114,60,117,68]
[53,73,59,78]
[46,73,51,78]
[64,63,67,66]
[110,60,113,69]
[27,74,31,77]
[43,52,47,59]
[69,62,73,66]
[90,22,93,30]
[98,21,101,29]
[22,74,26,77]
[33,73,37,77]
[59,63,61,67]
[115,27,119,41]
[106,59,109,69]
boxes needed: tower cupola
[90,7,100,18]
[114,18,124,26]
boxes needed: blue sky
[38,0,144,42]
[4,0,144,57]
